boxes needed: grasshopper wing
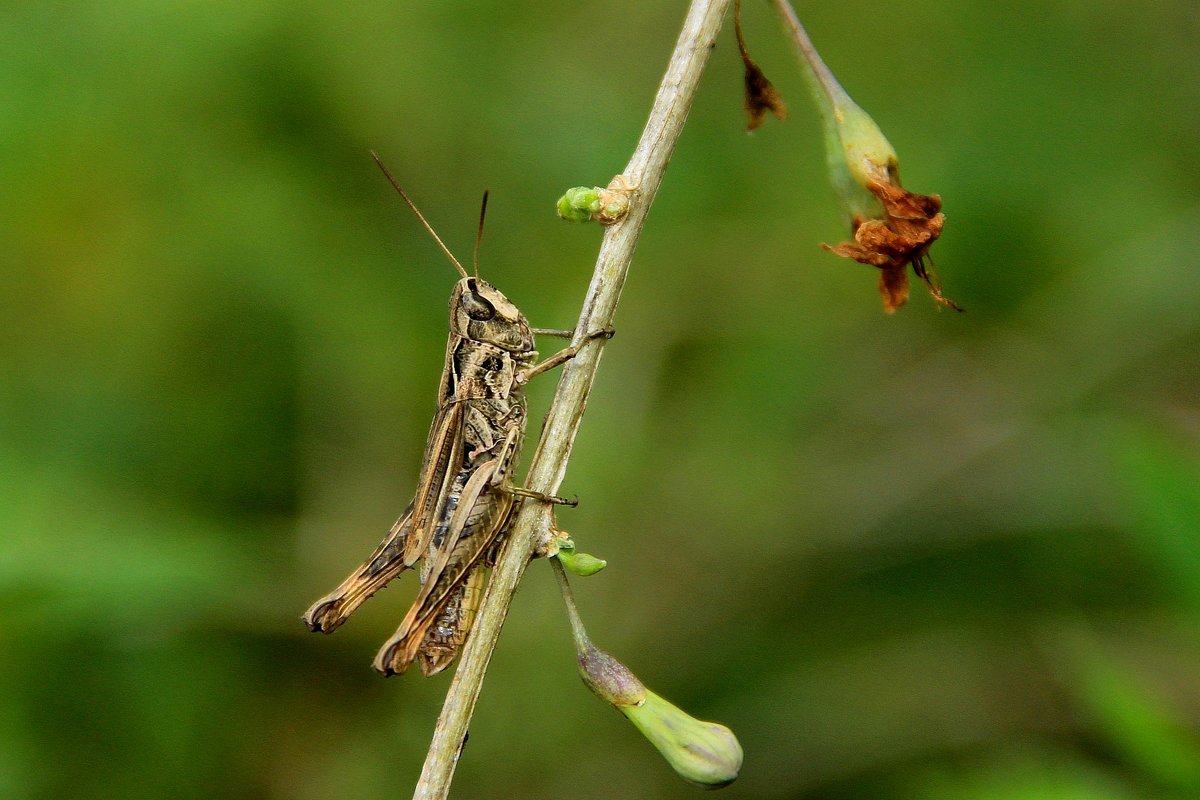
[372,458,514,675]
[416,563,488,676]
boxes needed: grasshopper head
[450,277,534,354]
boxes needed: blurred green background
[4,1,1199,798]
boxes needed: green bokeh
[3,2,1199,798]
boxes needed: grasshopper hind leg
[302,506,414,634]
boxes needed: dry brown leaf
[735,0,787,131]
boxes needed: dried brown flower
[823,177,961,313]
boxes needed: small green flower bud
[602,201,626,220]
[557,176,635,225]
[621,691,744,789]
[556,546,607,576]
[556,186,602,223]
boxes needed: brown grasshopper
[303,153,598,677]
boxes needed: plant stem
[772,0,844,109]
[412,1,732,796]
[549,556,588,651]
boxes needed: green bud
[620,690,744,789]
[556,177,635,225]
[556,186,602,223]
[574,637,742,788]
[556,546,607,576]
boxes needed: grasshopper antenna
[472,190,489,279]
[370,150,469,280]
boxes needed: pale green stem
[550,556,589,651]
[773,0,847,113]
[772,0,842,181]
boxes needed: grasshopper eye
[462,293,495,321]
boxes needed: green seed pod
[810,65,895,224]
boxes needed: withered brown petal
[879,265,911,313]
[822,240,894,268]
[853,219,916,264]
[867,179,943,220]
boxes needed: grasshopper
[303,153,597,677]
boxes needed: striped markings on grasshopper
[302,153,606,677]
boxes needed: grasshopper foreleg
[519,327,615,384]
[531,326,616,340]
[502,485,579,507]
[530,327,574,339]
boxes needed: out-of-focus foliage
[2,1,1199,798]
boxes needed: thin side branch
[413,1,733,797]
